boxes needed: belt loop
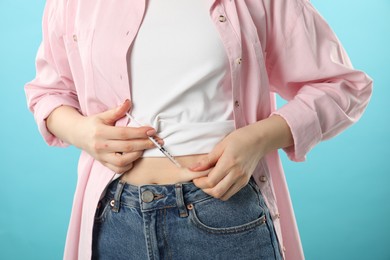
[112,180,126,213]
[175,183,188,218]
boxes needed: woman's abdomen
[120,154,209,185]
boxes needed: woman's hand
[47,100,162,174]
[190,115,294,201]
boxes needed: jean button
[141,190,154,203]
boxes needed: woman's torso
[122,0,231,185]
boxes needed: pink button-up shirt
[25,0,372,259]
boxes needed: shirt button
[236,57,242,65]
[259,175,267,182]
[234,100,240,108]
[141,190,154,203]
[73,34,78,42]
[274,213,281,219]
[218,15,227,22]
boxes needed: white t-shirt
[128,0,234,157]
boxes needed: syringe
[124,112,182,168]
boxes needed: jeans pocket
[188,182,267,234]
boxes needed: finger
[97,138,164,153]
[98,99,132,125]
[201,172,238,200]
[192,149,236,189]
[99,125,158,140]
[189,144,224,171]
[192,161,229,190]
[101,150,143,170]
[113,151,143,167]
[219,179,248,201]
[206,170,250,201]
[103,152,136,173]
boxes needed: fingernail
[146,129,156,136]
[157,139,164,145]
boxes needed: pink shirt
[25,0,372,259]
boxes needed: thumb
[99,99,131,125]
[189,145,223,171]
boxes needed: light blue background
[0,0,389,259]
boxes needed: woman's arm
[265,0,373,162]
[25,0,81,147]
[25,1,159,173]
[191,0,372,200]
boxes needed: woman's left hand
[190,115,294,201]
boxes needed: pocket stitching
[189,205,266,235]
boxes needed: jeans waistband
[104,177,258,218]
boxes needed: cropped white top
[128,0,234,157]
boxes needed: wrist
[46,105,86,148]
[249,115,294,154]
[68,113,89,149]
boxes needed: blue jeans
[92,177,282,260]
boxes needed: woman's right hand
[76,100,162,173]
[47,100,161,174]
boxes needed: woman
[25,0,372,259]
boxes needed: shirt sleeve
[266,0,373,162]
[25,0,80,147]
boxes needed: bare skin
[46,99,293,200]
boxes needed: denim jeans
[92,177,282,260]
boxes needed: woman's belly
[120,154,210,185]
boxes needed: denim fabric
[92,177,282,260]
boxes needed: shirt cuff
[271,98,322,162]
